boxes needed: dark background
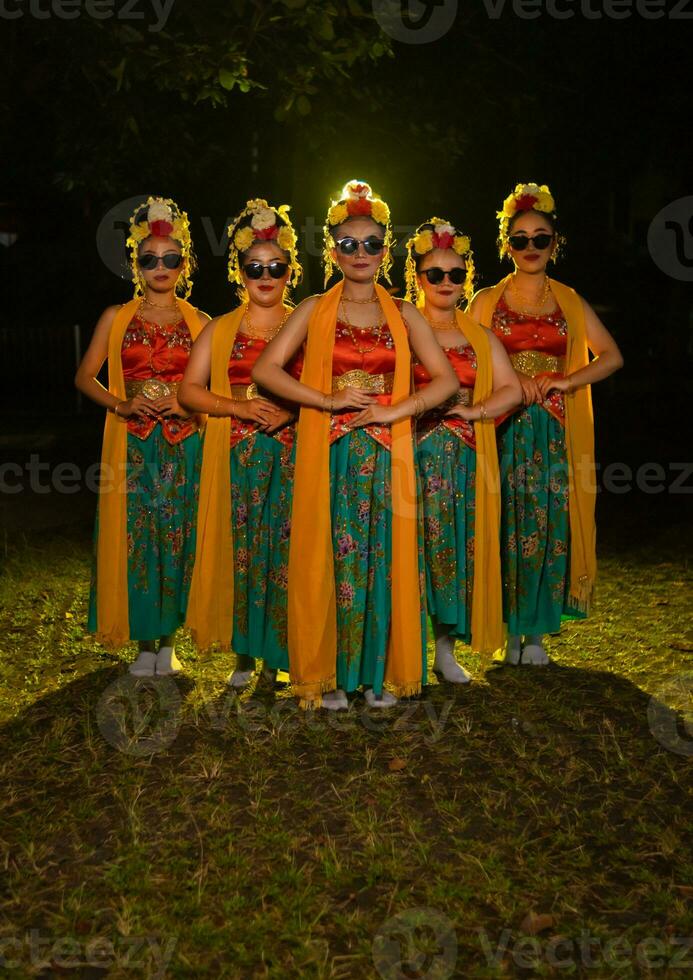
[1,0,691,535]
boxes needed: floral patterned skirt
[416,427,476,643]
[329,428,427,695]
[497,404,585,635]
[230,432,294,671]
[88,426,201,641]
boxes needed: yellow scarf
[95,298,204,648]
[452,309,505,656]
[185,305,250,653]
[473,275,596,610]
[288,281,422,707]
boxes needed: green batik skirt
[497,404,585,635]
[329,428,427,695]
[229,431,295,671]
[88,426,201,641]
[416,427,476,643]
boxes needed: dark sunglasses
[243,261,289,279]
[138,252,183,270]
[422,267,466,285]
[507,233,554,251]
[334,236,384,256]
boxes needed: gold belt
[510,351,565,377]
[125,379,179,399]
[332,370,395,394]
[230,383,260,400]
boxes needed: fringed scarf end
[294,675,337,711]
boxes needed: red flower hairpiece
[253,225,279,241]
[514,194,538,213]
[149,219,173,237]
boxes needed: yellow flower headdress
[126,196,195,299]
[227,198,302,298]
[497,182,559,258]
[322,180,394,288]
[404,217,475,306]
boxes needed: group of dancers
[75,180,623,709]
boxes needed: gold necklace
[510,274,551,314]
[423,313,457,331]
[339,299,385,355]
[142,295,179,312]
[342,291,377,305]
[244,307,289,341]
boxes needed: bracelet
[412,394,426,418]
[322,393,334,413]
[565,376,574,394]
[213,397,221,416]
[230,400,238,419]
[479,401,488,422]
[113,401,123,417]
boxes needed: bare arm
[467,288,493,327]
[178,318,281,429]
[252,296,376,412]
[448,330,522,421]
[537,297,624,398]
[74,305,158,420]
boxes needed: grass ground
[1,513,692,978]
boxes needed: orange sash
[454,309,505,656]
[95,298,204,647]
[185,306,248,653]
[473,275,596,610]
[288,281,423,707]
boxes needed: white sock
[364,688,398,708]
[155,646,181,674]
[129,650,156,676]
[522,635,550,666]
[321,689,348,710]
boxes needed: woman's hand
[536,374,572,400]
[153,393,192,418]
[516,372,542,406]
[445,403,476,421]
[234,397,282,428]
[116,394,159,419]
[331,386,376,411]
[264,406,295,433]
[346,403,396,429]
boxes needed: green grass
[0,522,691,978]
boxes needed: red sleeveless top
[413,342,478,450]
[329,315,401,449]
[121,312,198,445]
[491,294,568,425]
[227,330,303,449]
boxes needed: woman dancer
[76,197,209,676]
[253,180,458,709]
[469,183,623,665]
[179,200,302,688]
[405,218,521,682]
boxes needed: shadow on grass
[1,659,691,978]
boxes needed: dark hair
[507,207,558,234]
